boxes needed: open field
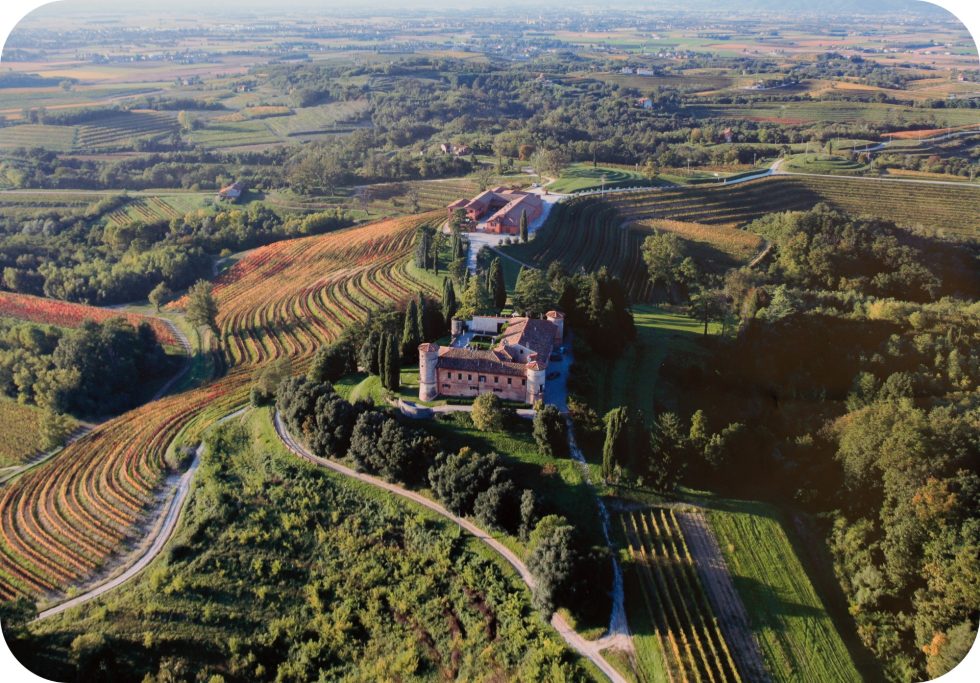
[686,102,980,128]
[579,305,718,421]
[699,495,862,682]
[620,507,741,682]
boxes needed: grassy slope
[695,493,862,683]
[549,164,653,193]
[26,407,595,681]
[580,305,719,423]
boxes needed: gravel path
[676,510,770,683]
[274,410,628,683]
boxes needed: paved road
[273,410,628,683]
[35,406,248,621]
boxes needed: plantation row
[0,213,439,600]
[0,291,180,348]
[621,508,742,683]
[507,174,979,302]
[104,196,184,227]
[74,111,178,150]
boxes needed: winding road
[273,410,628,683]
[34,406,248,622]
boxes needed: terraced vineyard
[506,175,980,300]
[621,508,742,683]
[0,213,438,601]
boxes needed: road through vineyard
[0,213,437,600]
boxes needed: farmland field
[686,101,980,127]
[701,496,862,682]
[620,507,742,682]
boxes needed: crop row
[0,291,180,348]
[0,213,439,599]
[622,508,742,683]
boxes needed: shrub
[471,392,504,431]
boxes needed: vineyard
[0,400,67,468]
[620,508,743,683]
[103,196,186,227]
[0,112,178,153]
[0,213,438,601]
[0,291,180,348]
[505,174,980,301]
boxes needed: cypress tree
[602,407,630,480]
[442,277,457,326]
[416,292,427,340]
[488,257,507,311]
[401,299,421,360]
[519,209,529,243]
[384,332,401,391]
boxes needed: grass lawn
[549,164,657,193]
[578,305,719,423]
[693,492,862,683]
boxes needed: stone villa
[419,312,565,404]
[446,186,543,235]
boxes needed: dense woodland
[612,205,980,681]
[0,317,173,417]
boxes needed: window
[468,374,472,381]
[522,379,526,386]
[494,376,499,383]
[458,373,462,380]
[479,375,486,383]
[442,383,449,389]
[507,378,512,385]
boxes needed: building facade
[419,312,564,404]
[446,186,543,235]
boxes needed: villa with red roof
[446,186,543,235]
[418,311,565,404]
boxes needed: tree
[41,408,74,450]
[512,267,554,318]
[457,275,494,319]
[689,282,725,336]
[642,232,685,299]
[185,279,219,349]
[474,481,517,531]
[441,277,458,326]
[250,357,292,406]
[429,448,508,515]
[382,333,400,391]
[519,489,537,541]
[649,412,687,493]
[519,209,529,243]
[148,281,172,312]
[308,340,355,383]
[528,520,577,615]
[400,299,421,361]
[471,392,505,432]
[602,407,631,481]
[487,257,507,311]
[533,404,567,458]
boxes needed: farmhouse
[446,186,543,235]
[419,311,565,404]
[217,181,245,202]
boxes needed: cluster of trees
[547,263,635,356]
[0,318,172,417]
[0,195,354,306]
